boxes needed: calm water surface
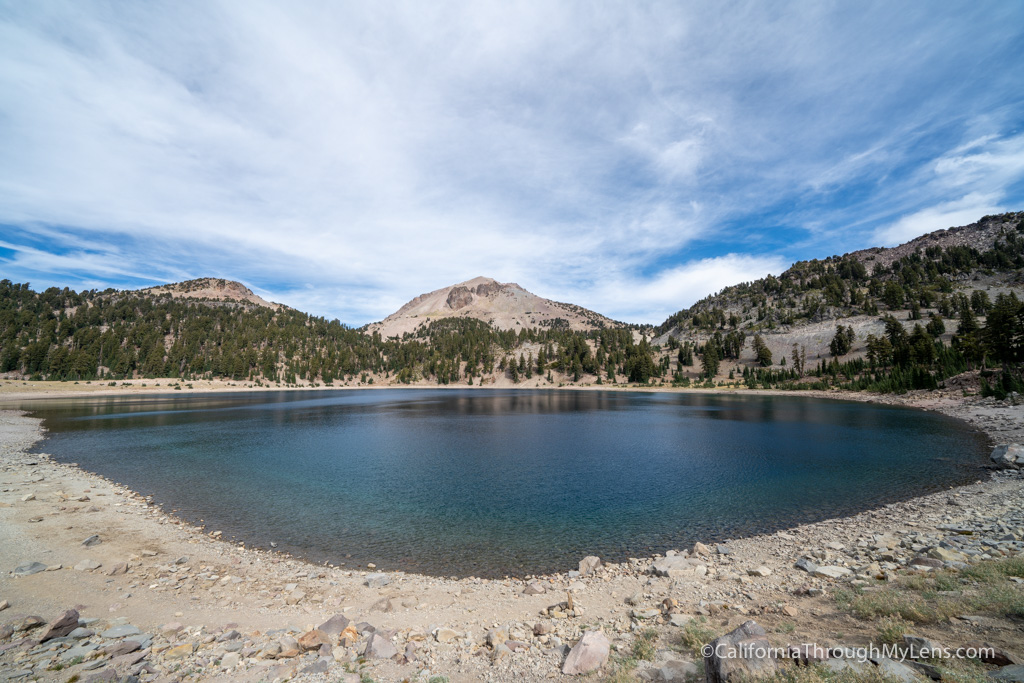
[18,389,988,576]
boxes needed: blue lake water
[18,389,988,577]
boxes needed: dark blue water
[19,389,988,577]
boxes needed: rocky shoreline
[1,389,1023,683]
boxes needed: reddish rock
[297,629,332,651]
[40,609,79,642]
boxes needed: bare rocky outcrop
[368,276,624,337]
[445,285,474,310]
[137,277,283,310]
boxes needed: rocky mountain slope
[368,276,623,338]
[138,278,282,311]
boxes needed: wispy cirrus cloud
[0,1,1022,324]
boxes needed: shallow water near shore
[19,388,988,577]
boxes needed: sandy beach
[1,383,1022,682]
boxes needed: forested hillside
[656,212,1024,396]
[0,283,658,387]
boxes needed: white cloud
[873,193,1006,247]
[0,2,1022,324]
[562,254,789,324]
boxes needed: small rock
[875,656,922,683]
[989,665,1024,682]
[909,556,944,569]
[82,534,101,546]
[107,562,129,576]
[651,556,707,578]
[318,614,351,636]
[365,573,390,588]
[362,632,398,660]
[104,639,141,657]
[164,642,195,660]
[813,566,852,579]
[794,557,818,574]
[298,629,332,651]
[927,547,966,563]
[990,444,1024,470]
[101,624,141,638]
[522,582,546,595]
[669,614,693,627]
[13,562,47,576]
[74,559,102,572]
[578,556,601,576]
[658,659,698,682]
[747,566,772,577]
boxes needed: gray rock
[104,639,141,657]
[562,630,610,675]
[991,445,1024,470]
[82,534,101,546]
[364,573,390,588]
[903,635,944,658]
[658,659,698,681]
[101,624,141,638]
[362,632,398,660]
[825,658,872,674]
[669,614,693,627]
[61,642,99,661]
[13,562,47,576]
[319,613,351,636]
[794,557,818,574]
[74,559,102,571]
[523,582,546,595]
[578,556,601,576]
[68,627,94,639]
[990,665,1024,682]
[651,556,707,578]
[813,566,852,579]
[221,651,241,668]
[875,657,922,682]
[704,620,776,683]
[909,556,944,569]
[302,658,330,674]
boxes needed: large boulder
[651,556,707,578]
[704,620,776,683]
[991,444,1024,470]
[562,630,610,675]
[578,556,601,576]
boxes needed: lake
[17,389,988,577]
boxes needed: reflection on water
[20,389,988,577]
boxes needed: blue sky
[1,1,1022,325]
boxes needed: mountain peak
[139,277,282,310]
[369,277,620,337]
